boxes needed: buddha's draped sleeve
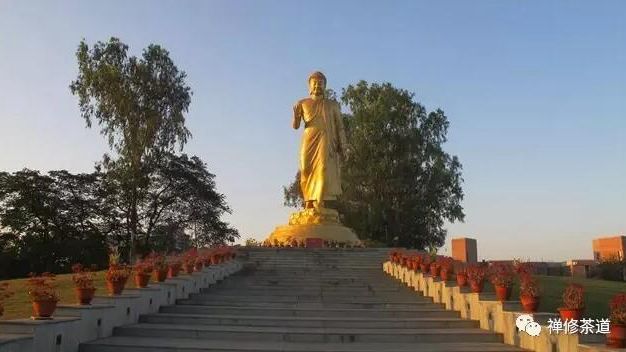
[334,102,348,156]
[292,100,303,129]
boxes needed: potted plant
[168,256,182,278]
[151,253,168,282]
[71,264,96,305]
[420,256,431,274]
[491,263,514,301]
[194,255,204,271]
[0,282,14,318]
[413,255,423,272]
[183,250,196,274]
[202,249,213,266]
[519,274,541,312]
[403,255,411,269]
[513,259,534,277]
[607,293,626,347]
[26,272,59,319]
[430,261,441,278]
[105,247,130,295]
[389,250,399,263]
[427,246,438,272]
[133,259,153,288]
[456,265,468,287]
[558,283,584,321]
[106,263,130,295]
[440,257,455,281]
[394,251,403,264]
[211,250,222,265]
[467,264,486,293]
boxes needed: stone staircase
[80,248,525,352]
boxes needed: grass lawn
[0,271,108,320]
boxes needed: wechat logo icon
[516,314,541,337]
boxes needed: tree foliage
[70,37,194,259]
[140,153,238,251]
[0,170,109,278]
[0,38,239,279]
[0,155,238,279]
[284,81,464,249]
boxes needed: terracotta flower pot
[469,279,484,293]
[456,273,468,287]
[134,273,150,288]
[520,294,540,313]
[106,279,126,295]
[558,307,583,321]
[430,265,441,278]
[167,266,180,278]
[440,269,452,281]
[74,287,96,305]
[32,299,58,319]
[153,269,168,283]
[184,263,194,274]
[607,324,626,348]
[495,285,512,301]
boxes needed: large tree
[0,170,109,278]
[70,37,192,260]
[140,152,239,253]
[284,81,464,249]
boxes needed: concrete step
[214,282,406,289]
[201,286,418,294]
[160,304,459,318]
[223,275,393,280]
[186,293,429,303]
[198,290,425,300]
[215,282,398,288]
[79,248,523,352]
[138,313,479,329]
[176,299,437,310]
[113,323,505,343]
[81,337,525,352]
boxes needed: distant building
[592,235,626,262]
[451,237,477,263]
[566,259,596,278]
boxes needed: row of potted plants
[103,247,237,298]
[3,246,237,320]
[393,252,547,312]
[389,250,626,347]
[0,281,14,318]
[261,239,365,248]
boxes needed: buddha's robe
[293,97,347,206]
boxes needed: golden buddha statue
[267,72,360,246]
[294,71,347,211]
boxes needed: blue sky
[1,1,624,261]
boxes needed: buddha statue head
[308,71,326,98]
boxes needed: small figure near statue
[266,71,361,246]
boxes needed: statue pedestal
[266,208,360,246]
